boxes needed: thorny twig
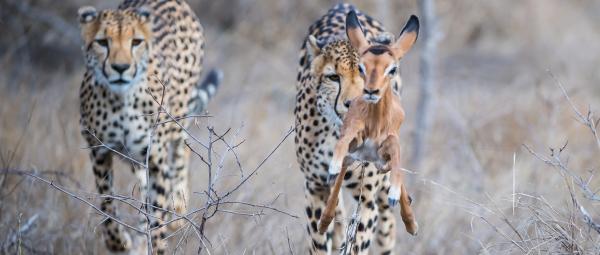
[6,76,296,253]
[2,213,38,253]
[523,145,599,203]
[520,72,600,236]
[285,226,294,255]
[21,172,145,234]
[340,164,366,255]
[548,70,600,150]
[9,122,296,253]
[524,144,600,234]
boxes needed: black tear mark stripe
[333,76,342,119]
[102,41,111,79]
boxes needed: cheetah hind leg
[332,194,347,250]
[375,179,397,254]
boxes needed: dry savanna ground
[1,0,600,254]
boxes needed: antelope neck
[364,86,393,138]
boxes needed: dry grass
[1,0,600,254]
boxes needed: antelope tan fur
[319,10,420,236]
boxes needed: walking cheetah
[295,3,413,254]
[77,0,220,253]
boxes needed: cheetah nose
[344,100,351,108]
[363,89,380,95]
[111,64,130,74]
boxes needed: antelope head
[345,11,419,104]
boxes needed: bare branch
[548,70,600,150]
[523,144,600,202]
[3,213,38,252]
[20,172,145,234]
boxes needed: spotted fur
[78,0,220,253]
[295,3,400,254]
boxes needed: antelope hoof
[405,221,419,236]
[327,161,341,185]
[318,215,334,234]
[327,173,338,185]
[387,186,401,207]
[377,165,391,174]
[388,197,399,207]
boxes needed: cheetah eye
[131,38,143,47]
[325,74,340,82]
[95,39,109,47]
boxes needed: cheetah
[77,0,220,253]
[295,3,412,254]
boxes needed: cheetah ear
[78,6,98,24]
[345,10,369,53]
[391,15,419,59]
[78,6,99,45]
[135,6,151,23]
[307,35,325,58]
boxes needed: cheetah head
[78,6,152,92]
[307,37,364,125]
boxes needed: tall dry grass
[1,0,600,254]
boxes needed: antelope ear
[135,6,151,23]
[307,35,325,57]
[391,15,419,59]
[78,6,97,24]
[345,10,369,52]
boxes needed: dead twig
[2,213,38,253]
[548,70,600,150]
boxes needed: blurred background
[1,0,600,254]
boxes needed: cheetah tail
[190,68,223,115]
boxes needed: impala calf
[322,10,420,236]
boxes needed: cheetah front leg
[319,165,347,234]
[89,148,133,252]
[146,153,170,254]
[332,193,347,251]
[166,137,190,231]
[304,180,333,255]
[375,175,397,254]
[345,168,381,255]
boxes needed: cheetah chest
[82,84,159,162]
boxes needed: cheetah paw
[167,191,188,231]
[104,230,132,253]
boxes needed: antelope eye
[95,39,109,47]
[132,38,143,47]
[325,74,340,82]
[388,66,397,76]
